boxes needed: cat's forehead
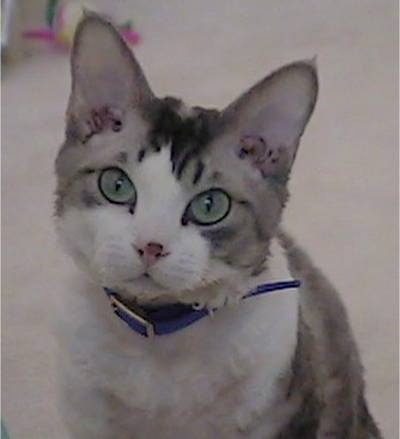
[122,97,223,186]
[146,97,221,177]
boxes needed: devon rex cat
[54,13,382,439]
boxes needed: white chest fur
[57,239,299,439]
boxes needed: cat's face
[55,14,318,305]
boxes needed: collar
[104,280,301,338]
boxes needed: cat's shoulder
[277,227,351,333]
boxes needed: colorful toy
[22,0,140,49]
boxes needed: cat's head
[55,14,318,306]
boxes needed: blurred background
[2,0,398,438]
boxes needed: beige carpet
[2,1,398,438]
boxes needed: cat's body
[55,13,382,438]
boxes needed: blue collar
[104,280,301,338]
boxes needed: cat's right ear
[220,60,318,180]
[66,12,154,142]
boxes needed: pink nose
[135,242,168,266]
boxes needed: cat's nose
[135,242,169,266]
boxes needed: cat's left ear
[66,12,154,142]
[222,60,318,179]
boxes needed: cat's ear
[222,60,318,179]
[66,12,154,142]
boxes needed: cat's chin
[113,274,226,307]
[121,275,176,303]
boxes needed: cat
[54,12,382,439]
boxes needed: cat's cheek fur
[149,230,210,291]
[55,208,98,278]
[93,235,140,285]
[56,207,139,282]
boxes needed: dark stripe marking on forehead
[193,160,205,185]
[149,97,220,182]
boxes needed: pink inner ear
[237,135,290,178]
[82,106,124,142]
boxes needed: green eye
[186,189,231,225]
[98,168,136,204]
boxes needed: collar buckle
[109,295,155,338]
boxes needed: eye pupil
[115,179,123,191]
[204,196,213,211]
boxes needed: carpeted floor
[2,1,398,438]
